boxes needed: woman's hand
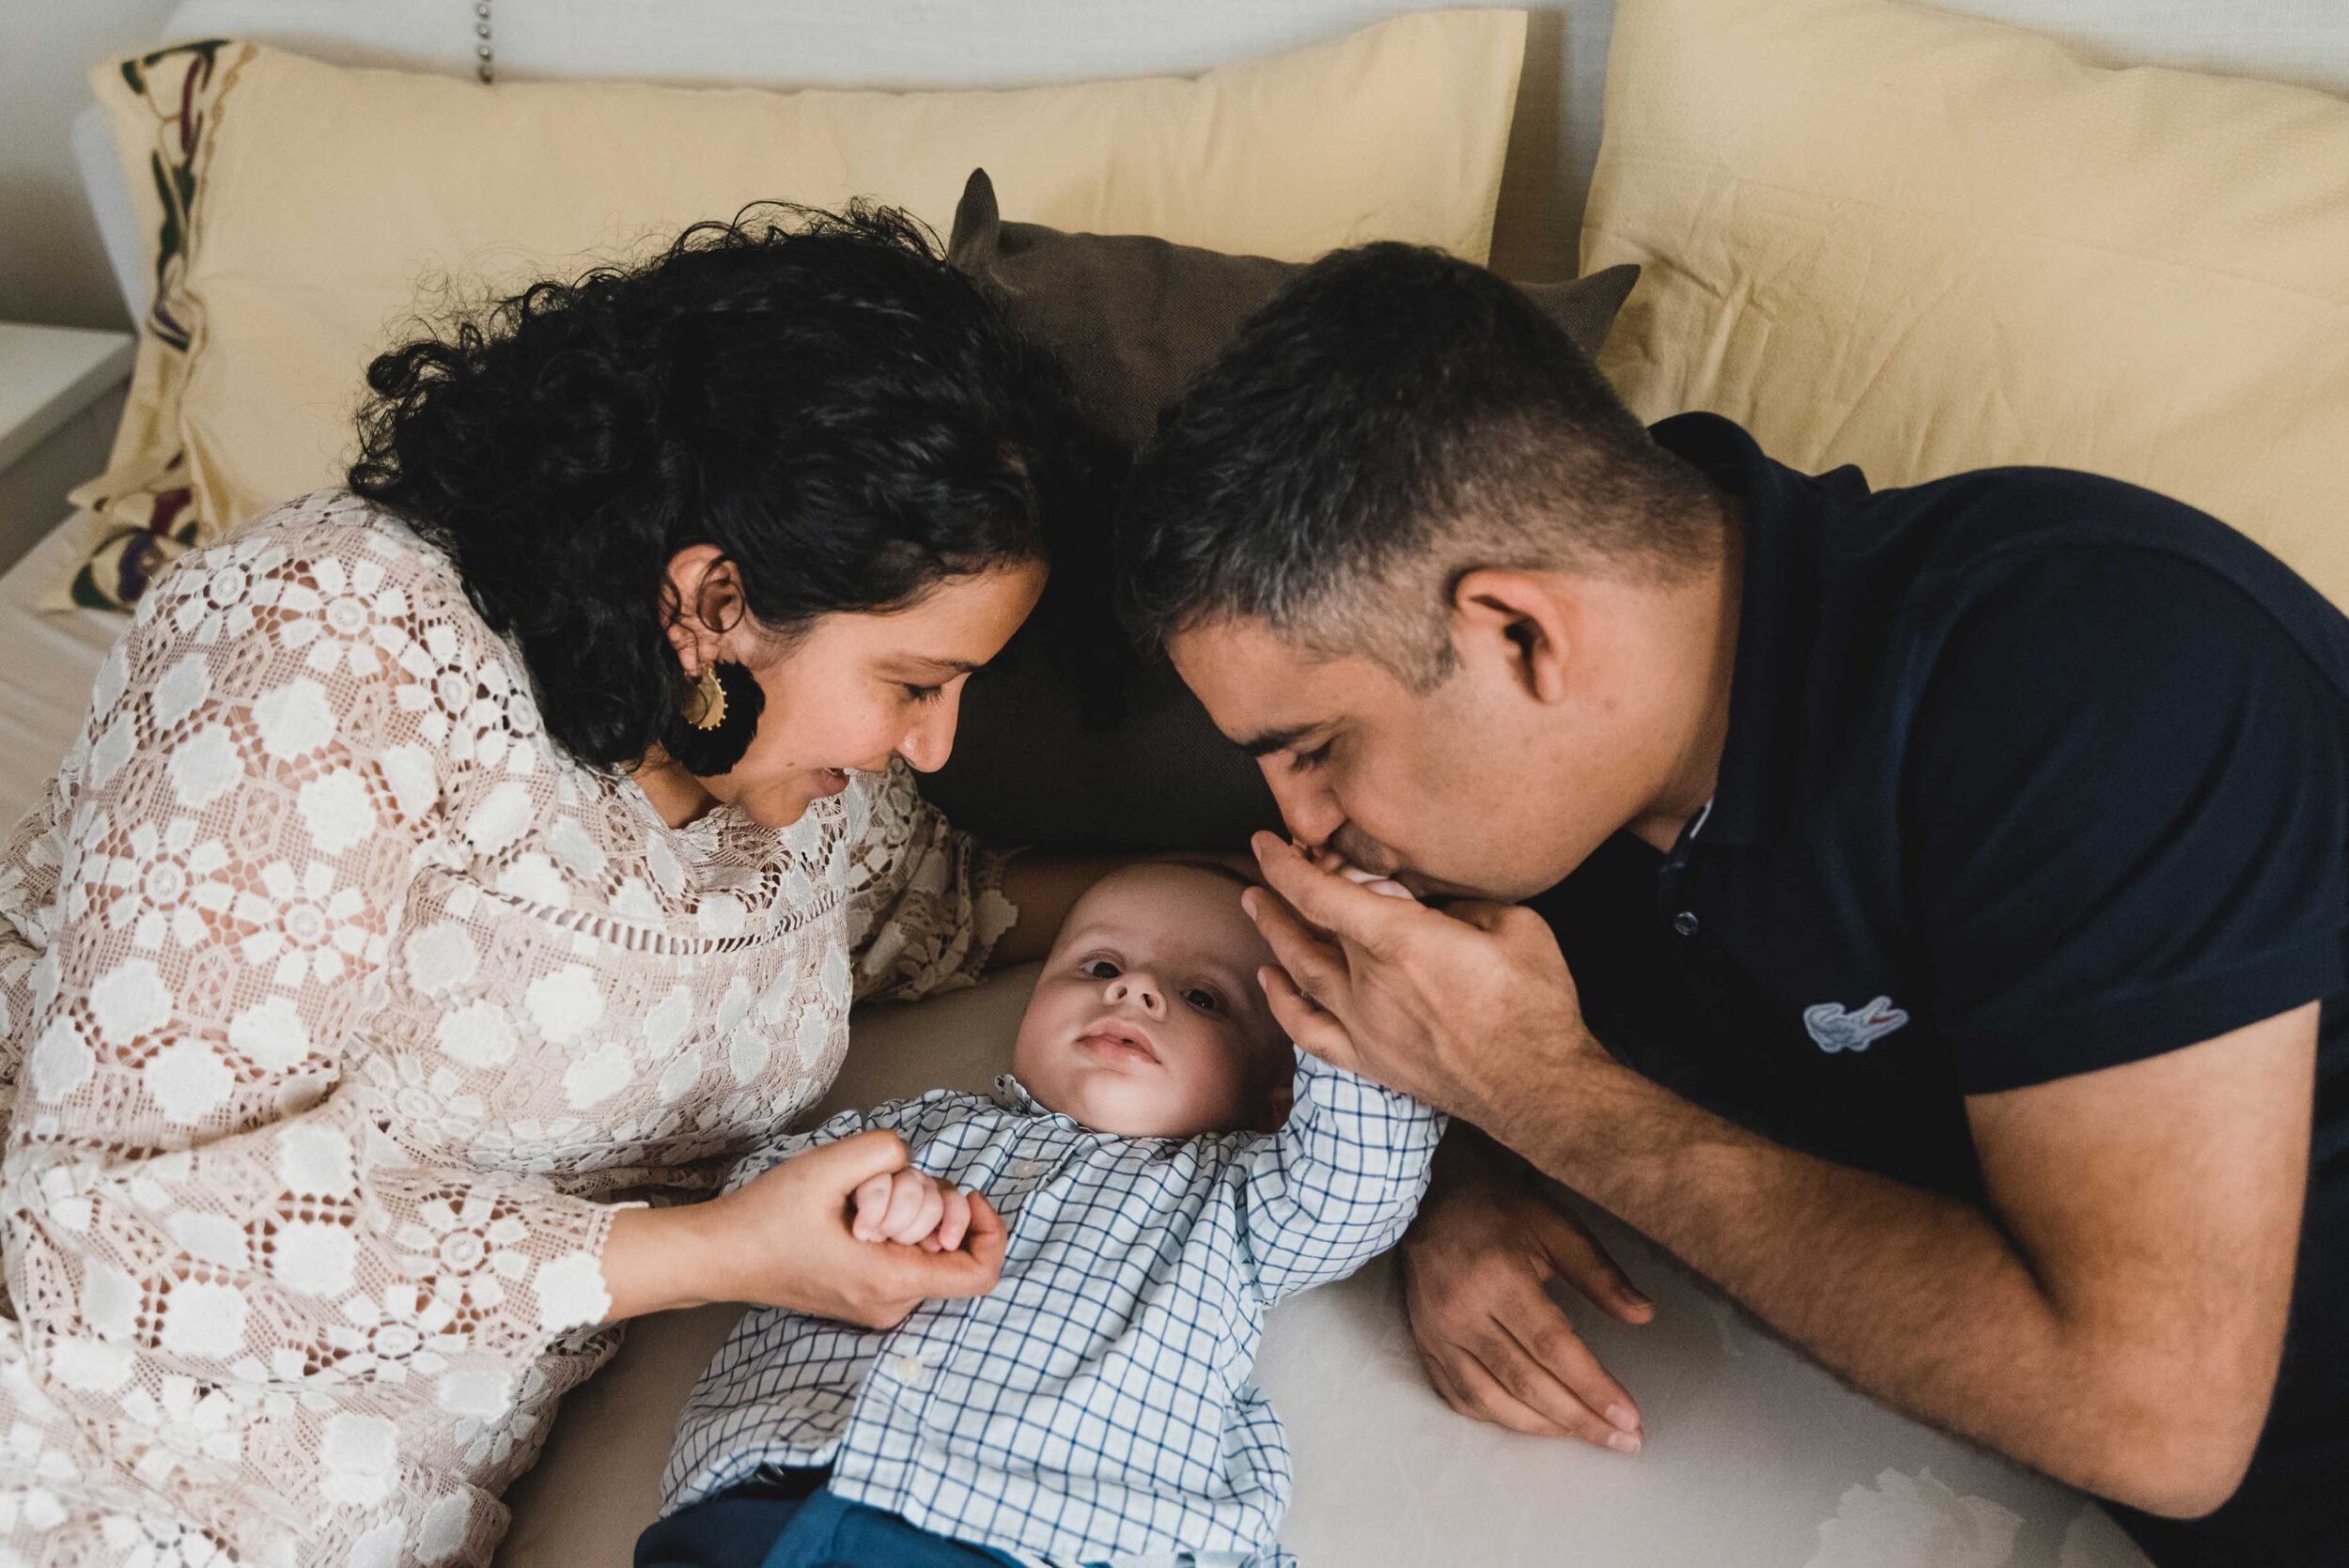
[1399,1135,1654,1452]
[602,1129,1005,1327]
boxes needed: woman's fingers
[849,1172,896,1241]
[934,1186,972,1253]
[815,1127,914,1194]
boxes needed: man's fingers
[1420,1341,1562,1436]
[1529,1201,1656,1324]
[1250,832,1413,955]
[1256,964,1362,1076]
[1439,1347,1578,1439]
[1497,1296,1643,1442]
[1240,882,1349,1010]
[1456,1281,1640,1448]
[1446,898,1518,935]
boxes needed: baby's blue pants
[636,1483,1023,1568]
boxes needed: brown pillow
[944,168,1641,447]
[923,169,1641,851]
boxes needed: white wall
[0,0,180,330]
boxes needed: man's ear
[662,545,740,671]
[1452,567,1575,704]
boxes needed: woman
[0,205,1112,1565]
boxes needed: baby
[642,861,1443,1568]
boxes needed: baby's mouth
[1075,1020,1160,1064]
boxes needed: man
[1113,243,2346,1568]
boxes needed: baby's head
[1012,862,1292,1138]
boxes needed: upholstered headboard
[73,0,2349,326]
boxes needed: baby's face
[1012,863,1290,1138]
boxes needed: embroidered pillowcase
[67,13,1530,611]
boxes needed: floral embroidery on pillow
[63,39,247,613]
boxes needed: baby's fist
[848,1168,973,1252]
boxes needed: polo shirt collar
[1647,412,1832,850]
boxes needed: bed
[12,2,2349,1563]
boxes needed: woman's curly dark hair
[350,201,1109,768]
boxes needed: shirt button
[1672,910,1701,937]
[1008,1158,1050,1180]
[891,1352,929,1388]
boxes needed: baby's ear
[1260,1078,1296,1133]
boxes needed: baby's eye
[1182,986,1223,1014]
[1081,958,1122,981]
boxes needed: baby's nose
[1104,972,1165,1017]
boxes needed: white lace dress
[0,491,1014,1567]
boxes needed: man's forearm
[1496,1051,2175,1508]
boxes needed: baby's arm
[1239,1050,1450,1303]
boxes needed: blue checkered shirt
[661,1050,1444,1567]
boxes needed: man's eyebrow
[1237,722,1321,758]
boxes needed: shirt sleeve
[4,527,624,1384]
[841,760,1017,1004]
[1237,1050,1446,1304]
[1909,548,2349,1093]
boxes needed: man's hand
[850,1165,976,1253]
[1241,831,1602,1137]
[1402,1135,1655,1452]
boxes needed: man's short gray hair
[1115,243,1721,690]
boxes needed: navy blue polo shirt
[1529,414,2348,1568]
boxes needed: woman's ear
[1261,1077,1296,1133]
[1452,567,1575,705]
[661,544,739,671]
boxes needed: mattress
[0,511,121,827]
[496,968,2158,1568]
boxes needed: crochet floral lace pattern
[0,491,1011,1565]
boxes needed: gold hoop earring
[681,663,727,731]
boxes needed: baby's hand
[848,1167,974,1253]
[1305,846,1419,902]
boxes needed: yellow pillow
[1582,0,2349,608]
[69,12,1527,608]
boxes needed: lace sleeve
[3,520,620,1386]
[840,761,1017,1004]
[0,778,68,1136]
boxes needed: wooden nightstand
[0,321,136,575]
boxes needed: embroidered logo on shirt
[1802,996,1909,1054]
